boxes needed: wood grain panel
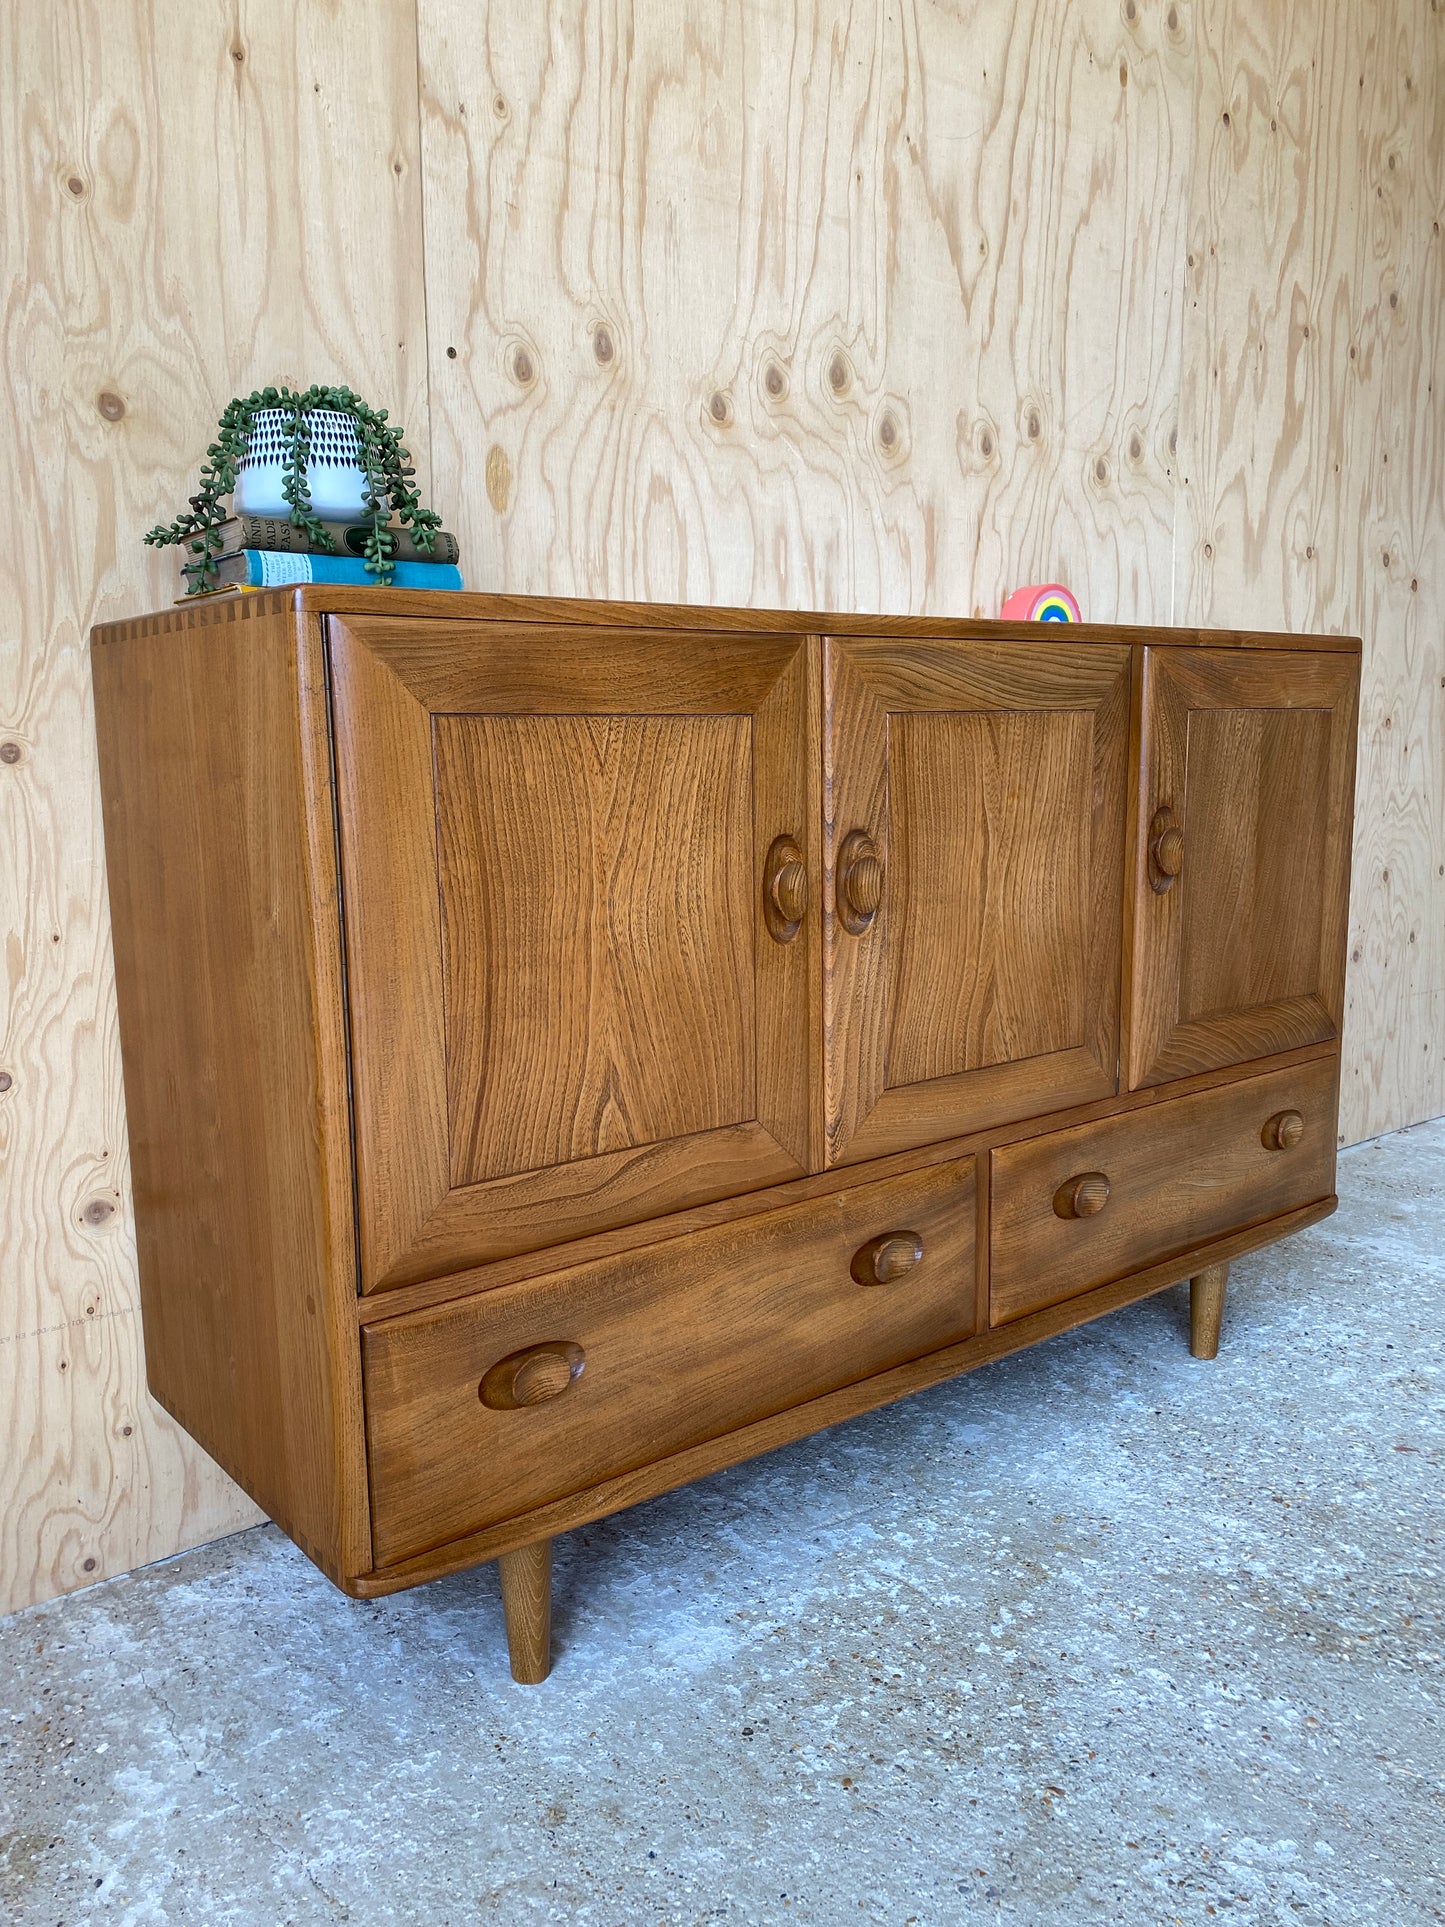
[1127,647,1358,1088]
[1176,0,1445,1140]
[889,709,1094,1082]
[1177,708,1331,1020]
[823,639,1130,1164]
[435,713,755,1184]
[0,0,427,1610]
[417,0,1193,621]
[330,617,812,1291]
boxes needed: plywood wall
[1175,0,1445,1140]
[2,0,1440,1615]
[419,0,1194,619]
[0,0,431,1618]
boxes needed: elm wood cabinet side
[90,602,366,1583]
[90,590,1360,1681]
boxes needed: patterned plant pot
[233,407,372,521]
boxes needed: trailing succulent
[144,383,443,591]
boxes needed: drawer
[363,1158,976,1567]
[989,1057,1337,1326]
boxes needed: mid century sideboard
[91,590,1359,1681]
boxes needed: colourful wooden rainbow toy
[1000,583,1082,622]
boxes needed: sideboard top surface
[90,585,1363,653]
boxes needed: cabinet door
[329,617,816,1291]
[1126,647,1358,1089]
[824,638,1131,1165]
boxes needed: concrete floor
[3,1124,1442,1927]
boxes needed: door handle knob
[1053,1171,1111,1219]
[837,829,883,934]
[851,1230,924,1285]
[1148,807,1184,894]
[1262,1109,1304,1151]
[762,834,808,944]
[480,1341,586,1410]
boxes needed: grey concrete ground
[2,1123,1442,1927]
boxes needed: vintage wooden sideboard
[91,590,1359,1681]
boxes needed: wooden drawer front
[363,1159,976,1567]
[989,1058,1337,1326]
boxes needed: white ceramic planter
[233,407,372,520]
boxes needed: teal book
[188,549,464,592]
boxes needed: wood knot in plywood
[486,444,513,514]
[875,399,909,465]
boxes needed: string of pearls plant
[144,384,443,591]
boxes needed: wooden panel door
[823,638,1131,1165]
[1126,648,1358,1088]
[329,617,817,1291]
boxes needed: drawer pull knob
[837,829,884,934]
[1053,1171,1111,1220]
[851,1230,924,1286]
[480,1341,585,1411]
[1262,1108,1305,1152]
[762,834,808,943]
[1148,807,1184,894]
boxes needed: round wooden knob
[1154,826,1184,875]
[850,1230,924,1286]
[771,858,808,925]
[762,835,808,943]
[846,854,883,914]
[1053,1171,1111,1220]
[838,830,883,934]
[1262,1108,1304,1151]
[1148,807,1184,893]
[480,1340,585,1411]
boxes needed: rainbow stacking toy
[1000,583,1082,622]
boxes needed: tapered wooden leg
[498,1539,552,1683]
[1190,1263,1229,1360]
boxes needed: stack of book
[182,514,464,593]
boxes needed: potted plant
[145,383,444,591]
